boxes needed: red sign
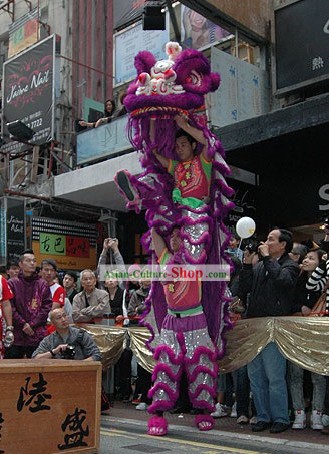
[66,236,90,258]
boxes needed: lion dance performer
[114,42,234,435]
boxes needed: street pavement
[99,402,329,453]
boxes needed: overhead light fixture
[142,0,166,31]
[7,120,35,143]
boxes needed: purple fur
[148,399,175,414]
[179,212,211,224]
[188,365,218,384]
[142,282,166,350]
[148,382,179,403]
[125,93,205,112]
[185,344,219,363]
[194,414,215,430]
[190,383,217,400]
[190,399,215,414]
[147,415,168,436]
[174,49,220,94]
[153,344,183,365]
[180,227,210,244]
[151,363,181,383]
[180,231,210,246]
[134,50,156,76]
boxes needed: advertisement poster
[2,34,60,146]
[114,21,169,86]
[181,5,231,50]
[6,197,26,264]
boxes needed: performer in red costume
[147,227,218,435]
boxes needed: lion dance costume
[115,42,234,435]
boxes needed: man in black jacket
[239,228,299,434]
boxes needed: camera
[245,239,259,254]
[60,345,76,359]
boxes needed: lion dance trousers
[147,312,218,414]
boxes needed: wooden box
[0,359,101,454]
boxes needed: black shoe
[270,422,290,434]
[115,170,137,202]
[252,421,271,432]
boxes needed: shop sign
[8,8,39,58]
[32,217,97,270]
[6,197,26,264]
[39,233,90,258]
[275,0,329,94]
[319,183,329,211]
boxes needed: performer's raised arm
[151,227,166,259]
[174,115,209,160]
[152,149,170,168]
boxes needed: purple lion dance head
[124,42,222,161]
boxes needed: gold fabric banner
[82,325,126,370]
[82,325,155,372]
[129,327,156,373]
[82,317,329,375]
[220,316,329,375]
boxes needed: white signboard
[114,20,169,86]
[211,47,269,127]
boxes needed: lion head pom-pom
[166,42,182,61]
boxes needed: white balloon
[236,217,256,239]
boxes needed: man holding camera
[32,308,101,361]
[239,228,299,434]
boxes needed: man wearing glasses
[5,249,52,359]
[32,308,101,361]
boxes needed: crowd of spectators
[212,225,329,435]
[0,224,328,432]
